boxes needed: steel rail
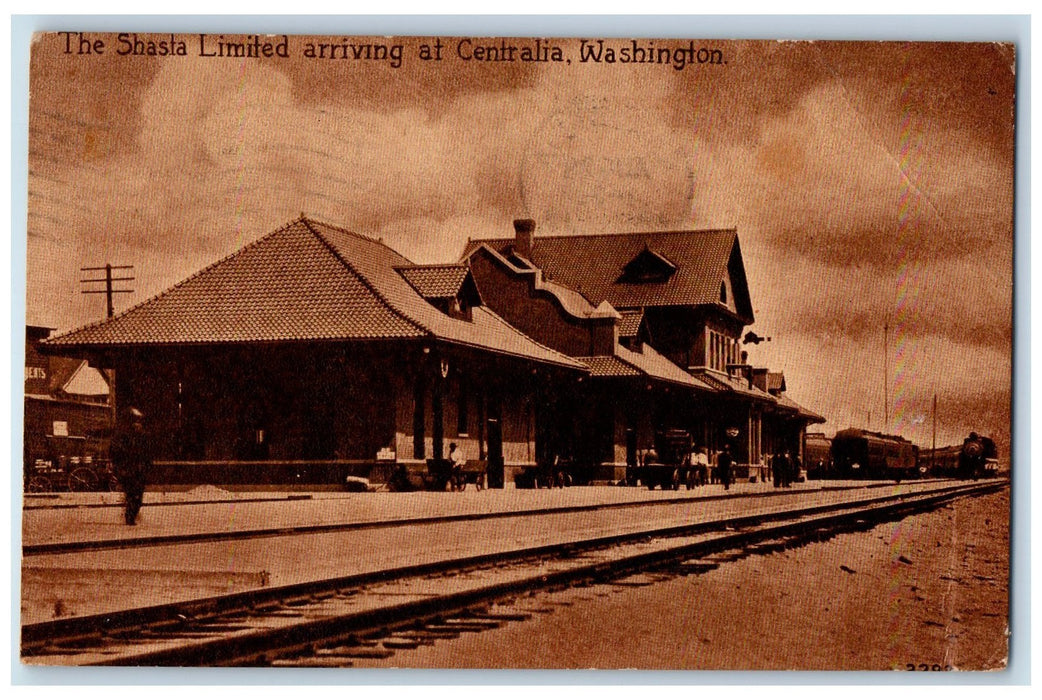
[23,479,948,556]
[242,481,1008,668]
[22,480,1003,665]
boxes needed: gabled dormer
[721,237,752,323]
[617,245,678,284]
[751,368,787,396]
[397,264,483,321]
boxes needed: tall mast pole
[105,264,113,318]
[883,322,889,433]
[932,393,937,471]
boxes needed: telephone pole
[81,264,134,318]
[932,393,938,472]
[883,322,889,434]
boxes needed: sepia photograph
[19,27,1015,672]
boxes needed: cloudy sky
[25,33,1015,452]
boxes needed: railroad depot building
[43,215,822,487]
[43,217,587,487]
[463,220,823,482]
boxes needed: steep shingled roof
[463,229,753,321]
[46,219,422,346]
[576,355,641,378]
[767,371,787,394]
[397,264,470,299]
[696,371,777,403]
[615,343,715,390]
[617,310,645,338]
[577,344,715,391]
[45,217,585,370]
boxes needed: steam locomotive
[921,433,998,480]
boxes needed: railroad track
[21,479,1004,667]
[23,479,946,556]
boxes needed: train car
[830,428,920,481]
[804,433,833,479]
[922,433,997,479]
[919,444,961,478]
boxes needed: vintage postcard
[22,32,1014,671]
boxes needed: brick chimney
[513,218,536,260]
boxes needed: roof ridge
[551,228,738,240]
[46,217,305,344]
[471,228,738,244]
[302,214,423,263]
[299,214,382,243]
[300,217,431,338]
[610,348,646,376]
[394,262,469,270]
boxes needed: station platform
[21,478,898,548]
[20,479,941,627]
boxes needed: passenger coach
[830,428,919,481]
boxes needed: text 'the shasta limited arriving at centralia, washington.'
[57,33,727,71]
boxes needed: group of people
[107,412,803,521]
[686,445,802,491]
[686,445,734,490]
[770,451,802,488]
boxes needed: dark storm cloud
[807,42,1016,152]
[766,222,1008,270]
[663,41,1015,151]
[789,304,1012,350]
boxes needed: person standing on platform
[791,453,803,484]
[718,445,733,491]
[109,407,153,525]
[775,451,785,488]
[692,447,709,487]
[449,442,466,491]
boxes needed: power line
[81,264,134,319]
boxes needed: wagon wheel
[26,475,52,493]
[68,467,100,492]
[105,472,122,492]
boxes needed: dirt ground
[375,487,1010,671]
